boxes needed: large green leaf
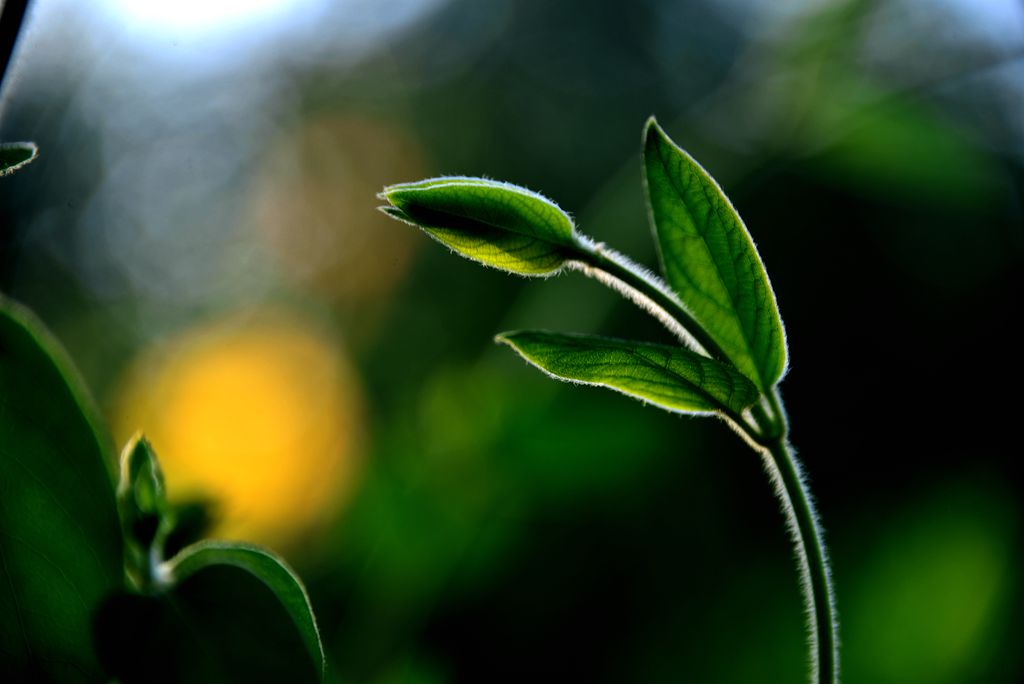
[379,177,578,276]
[496,330,759,417]
[643,118,786,392]
[0,296,123,681]
[94,562,319,683]
[95,540,323,683]
[0,141,37,176]
[164,540,325,680]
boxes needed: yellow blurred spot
[112,312,362,548]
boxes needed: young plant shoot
[379,117,839,683]
[0,298,325,682]
[0,12,325,677]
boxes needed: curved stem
[567,237,838,681]
[571,238,734,364]
[766,387,787,432]
[761,427,838,683]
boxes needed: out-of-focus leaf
[812,92,1002,209]
[379,177,578,276]
[0,141,37,176]
[842,483,1017,684]
[643,118,786,392]
[117,434,168,557]
[0,296,123,681]
[94,560,321,684]
[163,540,325,681]
[162,498,216,559]
[496,330,759,417]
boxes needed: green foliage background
[2,0,1022,681]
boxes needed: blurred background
[2,0,1023,681]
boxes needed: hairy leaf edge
[379,176,574,224]
[642,116,789,388]
[379,176,577,245]
[495,330,759,420]
[0,141,38,177]
[378,204,572,278]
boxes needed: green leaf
[643,118,786,392]
[496,330,760,417]
[118,434,166,517]
[379,176,578,276]
[94,561,321,684]
[117,434,170,585]
[0,141,38,176]
[163,540,325,681]
[0,296,123,681]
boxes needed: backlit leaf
[380,177,578,276]
[0,141,37,176]
[94,561,320,684]
[643,118,786,391]
[496,330,759,417]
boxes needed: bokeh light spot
[101,0,299,32]
[112,312,363,548]
[842,481,1018,683]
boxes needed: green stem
[760,422,838,683]
[571,238,733,365]
[567,236,838,681]
[766,387,788,432]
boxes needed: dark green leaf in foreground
[163,540,325,681]
[0,296,123,681]
[379,177,578,276]
[496,330,760,417]
[94,554,321,684]
[643,118,786,392]
[0,141,37,176]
